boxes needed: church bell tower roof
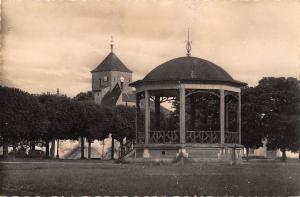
[91,52,132,73]
[91,37,132,73]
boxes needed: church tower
[91,38,134,106]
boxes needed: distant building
[91,39,135,106]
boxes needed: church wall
[92,71,133,104]
[92,70,133,104]
[93,86,110,104]
[92,71,111,91]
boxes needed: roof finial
[185,28,192,57]
[110,36,114,52]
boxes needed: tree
[26,96,49,152]
[69,100,86,159]
[257,77,300,161]
[167,92,221,131]
[79,103,111,159]
[110,105,136,159]
[241,86,264,159]
[39,94,113,159]
[0,86,48,157]
[38,94,80,158]
[73,91,93,102]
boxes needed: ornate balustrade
[186,130,220,143]
[224,131,239,144]
[149,130,179,144]
[137,130,239,144]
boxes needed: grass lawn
[0,159,299,196]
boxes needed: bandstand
[129,39,247,163]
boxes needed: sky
[1,0,299,97]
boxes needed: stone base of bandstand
[125,144,244,164]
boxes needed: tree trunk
[3,138,8,158]
[102,140,105,159]
[30,142,35,151]
[56,139,59,159]
[12,144,17,158]
[50,139,55,158]
[45,140,50,158]
[281,148,287,162]
[246,147,249,161]
[88,139,91,159]
[80,136,85,159]
[111,137,114,160]
[120,140,124,158]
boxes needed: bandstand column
[238,92,241,144]
[135,93,140,143]
[179,86,186,143]
[220,89,225,144]
[155,96,160,129]
[144,90,150,144]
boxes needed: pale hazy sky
[1,0,299,97]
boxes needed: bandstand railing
[224,131,239,144]
[137,130,239,144]
[186,131,220,143]
[149,130,179,144]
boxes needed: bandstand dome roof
[131,56,246,87]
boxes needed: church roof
[100,84,136,107]
[131,56,246,87]
[91,52,132,73]
[100,83,122,106]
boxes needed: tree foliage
[73,91,93,102]
[257,77,300,155]
[241,86,264,152]
[81,103,111,141]
[0,86,48,155]
[38,94,80,141]
[110,105,136,142]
